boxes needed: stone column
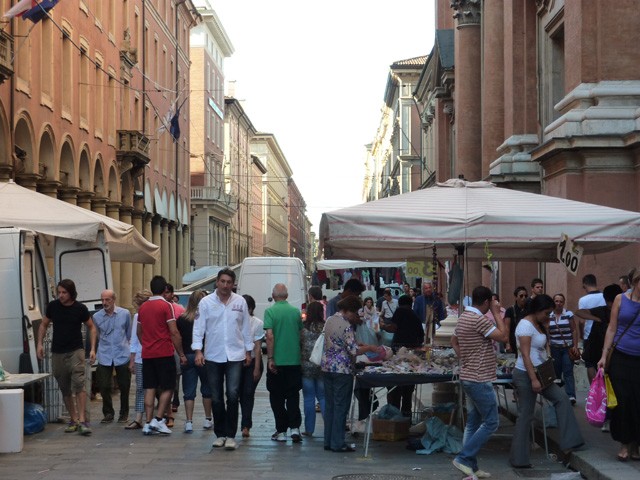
[161,219,170,280]
[452,0,482,290]
[132,210,145,298]
[143,214,153,286]
[452,0,482,182]
[91,197,108,216]
[119,206,133,310]
[58,187,79,205]
[481,0,504,178]
[168,221,177,286]
[152,216,162,277]
[106,202,122,299]
[176,225,184,288]
[37,181,61,198]
[77,192,94,210]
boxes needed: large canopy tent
[316,260,406,270]
[0,180,159,263]
[319,179,640,263]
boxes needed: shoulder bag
[309,330,325,366]
[534,331,556,390]
[534,357,556,390]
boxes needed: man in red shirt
[137,276,186,435]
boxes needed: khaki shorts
[52,349,86,396]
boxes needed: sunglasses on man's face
[517,293,527,298]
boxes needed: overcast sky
[214,0,435,234]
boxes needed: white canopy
[315,259,406,270]
[319,179,640,262]
[0,181,159,264]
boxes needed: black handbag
[534,357,556,390]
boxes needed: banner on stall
[406,261,434,278]
[557,234,583,276]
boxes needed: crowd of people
[37,267,640,473]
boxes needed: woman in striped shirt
[548,294,580,404]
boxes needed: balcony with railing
[116,130,150,177]
[191,186,238,214]
[0,30,14,84]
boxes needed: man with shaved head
[93,289,133,424]
[264,283,304,443]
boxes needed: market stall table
[355,371,513,457]
[0,373,49,453]
[0,373,50,389]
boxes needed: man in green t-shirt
[264,283,304,443]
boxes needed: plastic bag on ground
[416,416,463,455]
[377,404,403,420]
[24,402,47,435]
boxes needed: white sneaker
[212,436,226,448]
[150,417,171,435]
[352,420,366,434]
[184,421,193,433]
[142,422,152,435]
[271,431,286,442]
[290,427,302,443]
[601,420,610,432]
[474,469,492,478]
[452,459,474,477]
[203,418,213,430]
[224,438,238,450]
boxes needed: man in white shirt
[193,268,253,451]
[578,273,605,383]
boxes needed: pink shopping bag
[585,368,607,427]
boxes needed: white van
[0,227,113,376]
[236,257,307,320]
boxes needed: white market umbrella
[319,179,640,262]
[0,180,159,263]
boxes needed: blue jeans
[239,357,263,429]
[302,376,325,434]
[323,372,353,450]
[455,381,499,472]
[205,360,243,439]
[181,353,211,401]
[550,346,576,398]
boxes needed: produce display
[359,347,516,377]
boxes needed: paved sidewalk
[0,361,633,480]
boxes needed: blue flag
[22,0,59,23]
[169,108,180,142]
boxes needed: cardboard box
[371,417,411,441]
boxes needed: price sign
[557,234,583,276]
[406,261,435,278]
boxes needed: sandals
[125,420,142,430]
[165,417,175,428]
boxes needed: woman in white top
[510,294,584,468]
[125,289,151,430]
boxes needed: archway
[59,139,76,187]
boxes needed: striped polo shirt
[548,310,574,347]
[454,307,497,382]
